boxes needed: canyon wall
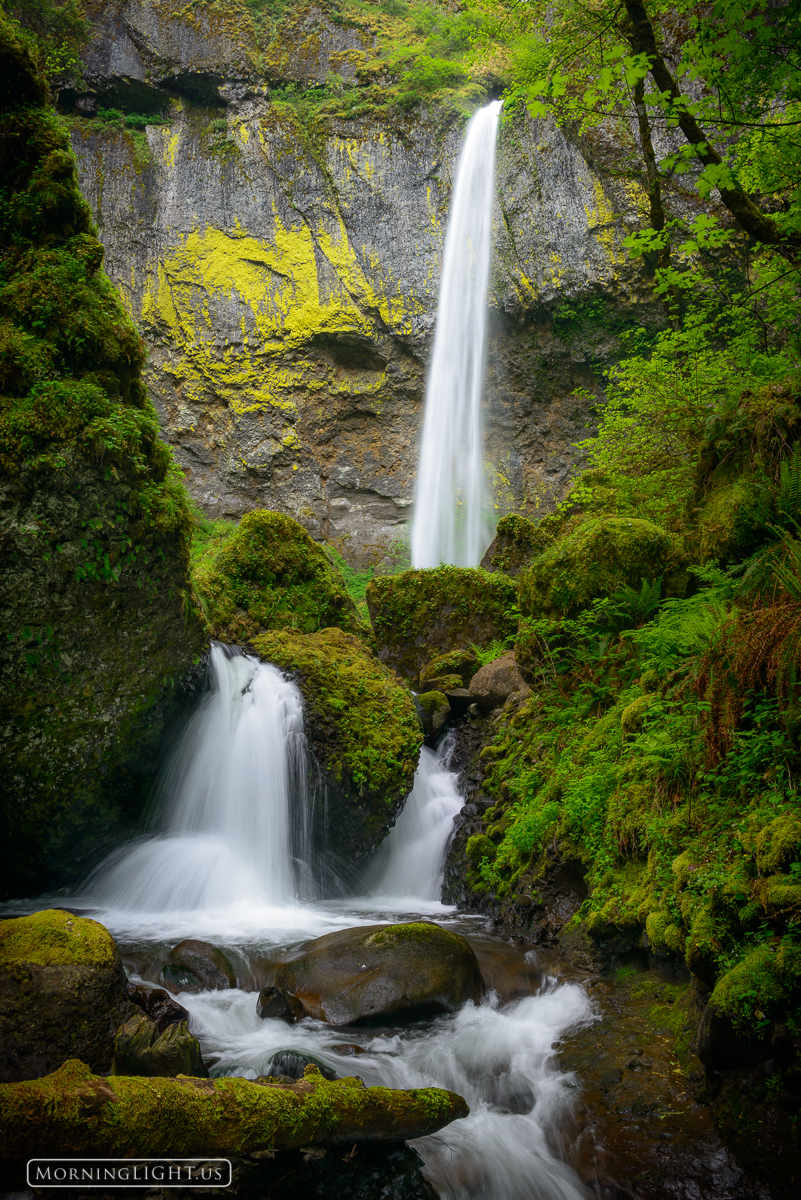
[68,0,661,563]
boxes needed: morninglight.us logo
[26,1159,232,1188]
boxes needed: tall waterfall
[411,99,502,569]
[86,643,311,912]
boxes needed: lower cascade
[86,643,311,913]
[76,645,594,1199]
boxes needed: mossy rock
[709,942,801,1036]
[112,1014,207,1078]
[480,510,583,578]
[755,815,801,875]
[419,648,479,689]
[193,509,360,641]
[0,13,205,896]
[252,627,421,866]
[415,690,450,740]
[466,834,496,865]
[366,566,518,685]
[0,911,137,1082]
[519,517,674,617]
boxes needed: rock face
[271,922,484,1025]
[64,1,666,564]
[0,910,137,1083]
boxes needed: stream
[60,643,598,1200]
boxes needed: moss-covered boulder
[271,922,484,1025]
[193,509,360,642]
[419,648,479,689]
[480,512,551,576]
[519,517,674,617]
[0,910,137,1083]
[366,566,518,685]
[0,14,205,897]
[251,627,422,865]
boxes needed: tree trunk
[0,1059,469,1161]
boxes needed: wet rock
[0,909,138,1083]
[165,939,236,992]
[112,1012,208,1077]
[256,986,296,1023]
[696,1005,764,1070]
[127,981,189,1033]
[468,653,528,710]
[272,922,484,1026]
[262,1050,338,1082]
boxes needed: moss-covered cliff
[0,12,205,899]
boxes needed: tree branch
[622,0,801,261]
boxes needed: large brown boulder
[0,909,137,1082]
[468,653,528,710]
[271,922,484,1026]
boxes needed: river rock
[165,939,236,993]
[0,910,138,1082]
[468,653,528,710]
[112,1012,208,1077]
[127,982,190,1032]
[272,922,484,1026]
[262,1050,338,1082]
[257,985,296,1023]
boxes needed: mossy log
[0,1059,468,1160]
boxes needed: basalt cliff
[63,0,679,564]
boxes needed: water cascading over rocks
[411,100,503,569]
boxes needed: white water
[411,100,502,569]
[65,643,593,1200]
[366,734,463,903]
[84,643,310,914]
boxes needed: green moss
[367,565,518,683]
[252,626,421,858]
[755,815,801,875]
[419,648,478,687]
[0,1057,467,1158]
[0,11,205,897]
[520,517,674,616]
[710,941,801,1034]
[483,512,554,577]
[466,834,496,865]
[193,509,360,641]
[0,909,118,968]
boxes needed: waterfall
[366,735,463,903]
[85,643,311,912]
[411,99,502,569]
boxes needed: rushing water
[85,643,311,913]
[411,100,503,569]
[69,646,594,1199]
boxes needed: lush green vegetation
[192,509,362,641]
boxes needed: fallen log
[0,1059,468,1160]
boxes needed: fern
[778,443,801,519]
